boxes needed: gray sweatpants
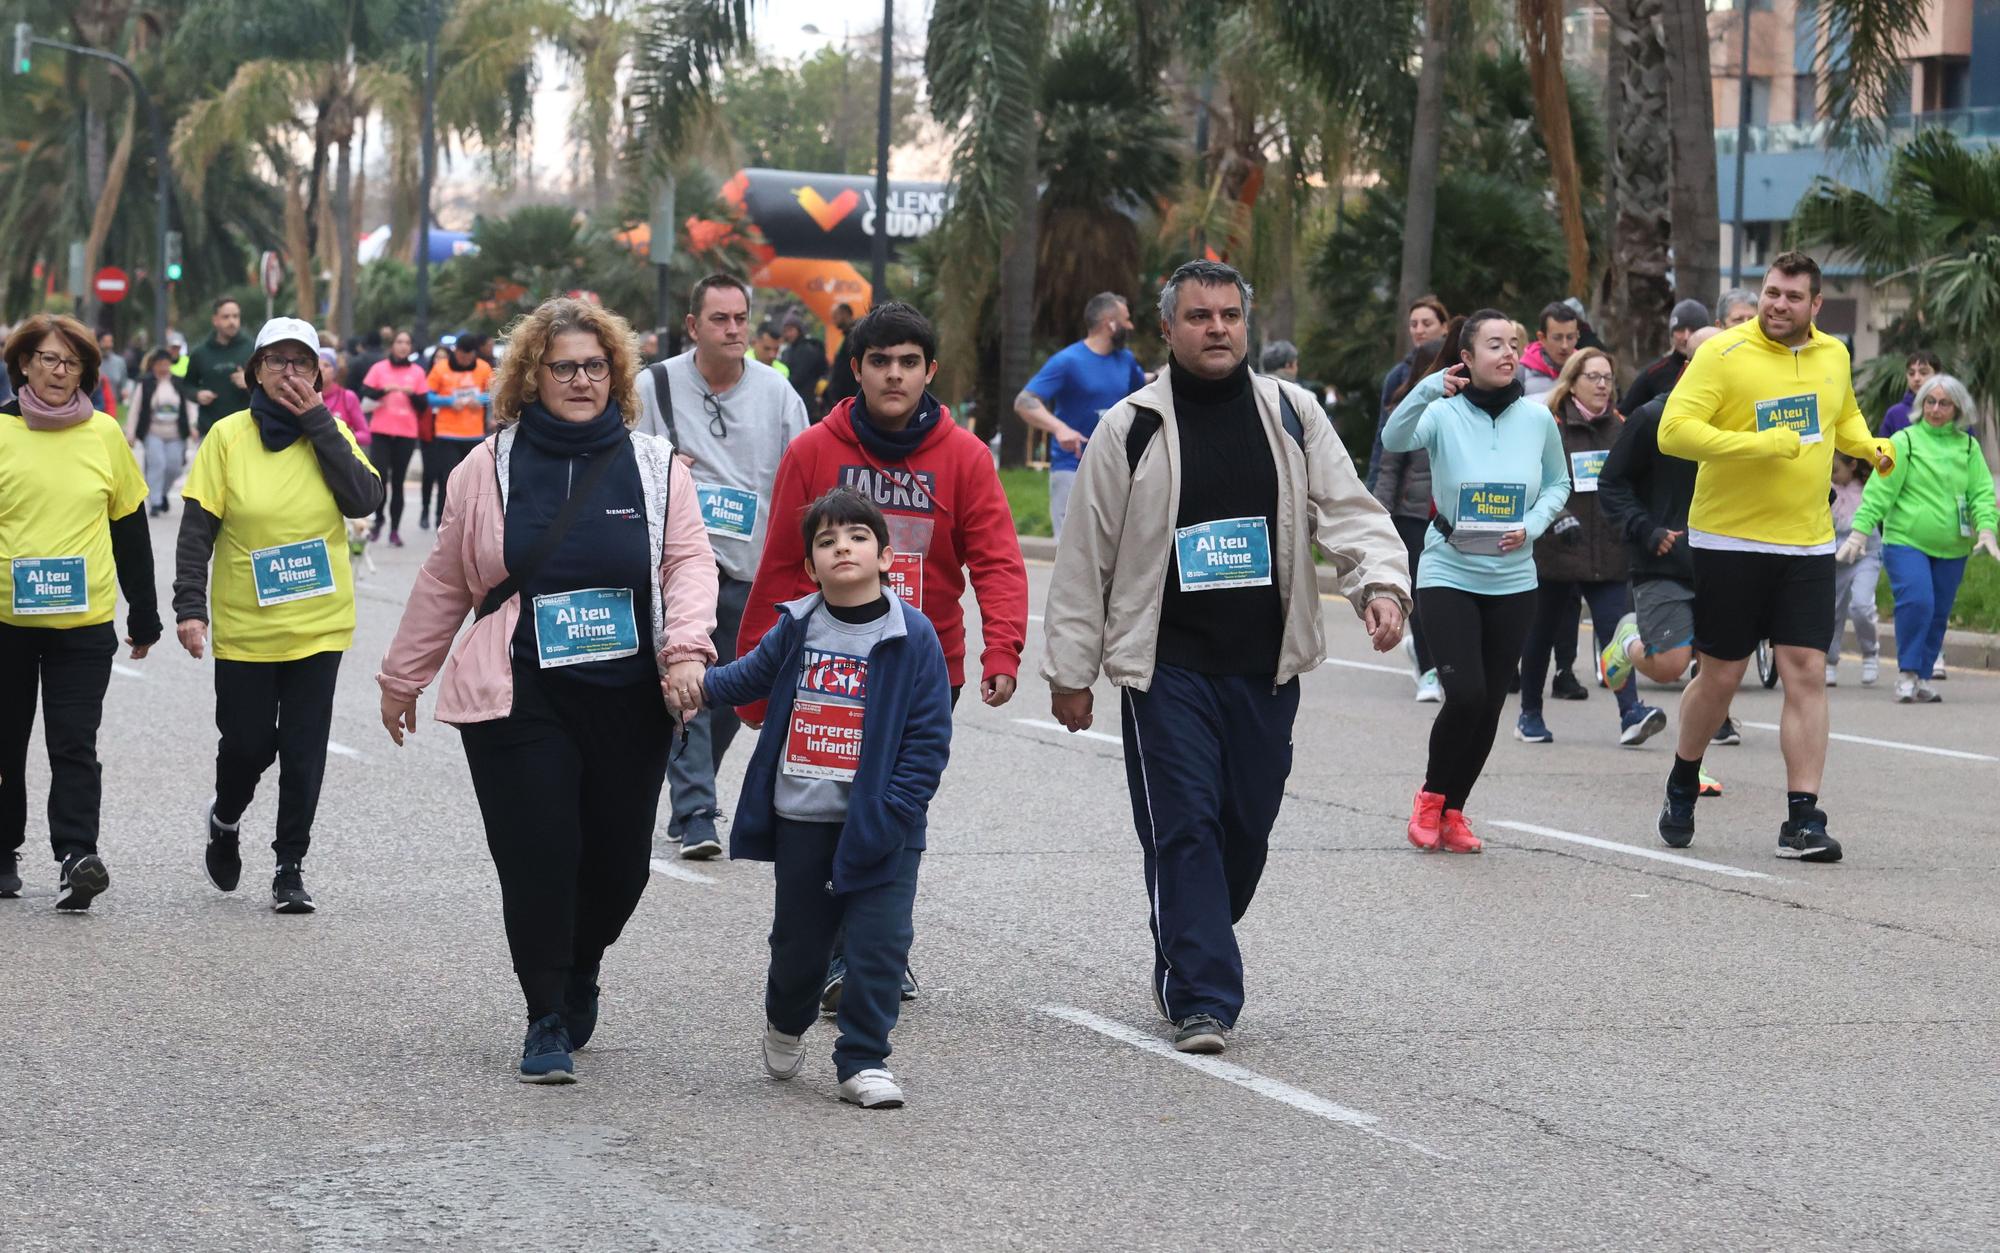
[1828,543,1881,665]
[1049,469,1076,542]
[143,433,185,508]
[665,572,752,832]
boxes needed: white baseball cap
[254,316,320,354]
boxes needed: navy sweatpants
[1120,664,1299,1028]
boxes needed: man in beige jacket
[1042,260,1411,1055]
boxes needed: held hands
[176,618,207,659]
[1051,688,1094,733]
[980,673,1017,707]
[1978,530,2000,563]
[1497,528,1528,553]
[1438,364,1469,397]
[1362,596,1405,653]
[663,659,707,723]
[381,693,418,746]
[1835,532,1868,565]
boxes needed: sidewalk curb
[1018,534,2000,671]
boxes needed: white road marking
[1039,1004,1450,1161]
[1014,717,1123,745]
[111,663,145,679]
[1740,721,1997,763]
[1490,821,1778,880]
[326,741,364,760]
[1322,657,1409,676]
[649,857,717,885]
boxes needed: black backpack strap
[476,437,633,620]
[1277,386,1305,449]
[647,360,678,446]
[1124,409,1163,474]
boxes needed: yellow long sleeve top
[1658,319,1894,550]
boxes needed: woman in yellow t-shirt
[1,314,160,910]
[173,318,383,914]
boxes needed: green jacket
[1850,419,1999,558]
[186,333,255,433]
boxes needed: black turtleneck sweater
[1156,355,1284,676]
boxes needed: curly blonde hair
[490,297,641,427]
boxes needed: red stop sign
[94,266,130,304]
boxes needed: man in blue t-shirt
[1015,292,1150,539]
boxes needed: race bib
[1174,516,1273,593]
[10,556,87,616]
[454,386,480,408]
[886,552,924,608]
[784,698,866,781]
[1755,394,1822,445]
[532,587,640,668]
[695,483,759,540]
[1456,483,1527,526]
[1569,450,1608,493]
[1959,495,1973,538]
[250,538,337,606]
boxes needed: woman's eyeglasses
[1578,372,1615,385]
[702,390,729,437]
[31,351,82,374]
[542,357,611,383]
[261,354,319,375]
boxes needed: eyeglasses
[702,389,729,438]
[542,357,611,383]
[31,351,82,374]
[261,354,319,375]
[1578,372,1615,385]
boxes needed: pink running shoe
[1439,810,1483,854]
[1408,790,1445,851]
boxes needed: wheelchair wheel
[1756,638,1779,689]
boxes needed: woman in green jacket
[1839,374,2000,702]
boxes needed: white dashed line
[1013,717,1123,746]
[325,741,365,760]
[1039,1005,1451,1161]
[1740,721,1997,763]
[1322,657,1410,676]
[1489,821,1779,880]
[111,663,146,679]
[649,857,717,884]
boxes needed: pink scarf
[16,382,94,431]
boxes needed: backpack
[1124,381,1307,473]
[647,360,679,446]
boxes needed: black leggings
[213,651,342,865]
[1390,514,1433,672]
[370,435,417,530]
[1415,586,1537,811]
[425,438,478,523]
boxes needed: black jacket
[1619,350,1686,419]
[129,376,195,442]
[1533,399,1629,585]
[1597,395,1695,582]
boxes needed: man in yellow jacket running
[1654,251,1895,863]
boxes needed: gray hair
[1083,291,1128,333]
[1716,288,1757,323]
[1260,340,1299,372]
[1913,373,1979,433]
[1158,260,1254,325]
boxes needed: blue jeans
[1881,543,1967,676]
[767,818,920,1079]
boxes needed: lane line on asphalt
[1323,657,1410,676]
[1740,721,1997,763]
[1490,821,1778,880]
[1039,1004,1450,1161]
[1013,717,1123,745]
[326,741,364,760]
[649,857,717,885]
[111,663,146,679]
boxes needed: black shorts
[1691,548,1835,661]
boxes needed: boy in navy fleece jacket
[696,487,952,1109]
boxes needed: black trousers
[1390,514,1434,672]
[0,621,114,862]
[213,651,343,865]
[370,435,417,530]
[426,438,478,525]
[460,664,673,1020]
[1416,586,1537,811]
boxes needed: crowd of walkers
[4,247,1996,1106]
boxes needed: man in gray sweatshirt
[637,273,811,857]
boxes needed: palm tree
[1517,0,1588,296]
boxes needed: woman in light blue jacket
[1381,308,1569,854]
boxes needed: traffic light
[163,230,183,282]
[14,24,31,75]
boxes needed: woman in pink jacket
[378,297,719,1085]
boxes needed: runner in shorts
[1650,254,1895,862]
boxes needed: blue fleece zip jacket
[1380,371,1570,595]
[703,591,953,895]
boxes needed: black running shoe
[56,853,109,911]
[1658,785,1697,849]
[1711,717,1742,747]
[1550,668,1589,700]
[271,862,316,914]
[0,855,20,898]
[899,962,920,1002]
[1777,809,1843,863]
[563,965,601,1051]
[204,801,241,893]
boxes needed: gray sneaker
[1173,1014,1228,1054]
[679,810,722,860]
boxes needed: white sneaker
[1861,656,1879,685]
[1414,669,1442,703]
[1896,673,1918,703]
[1915,682,1943,704]
[761,1023,806,1080]
[837,1068,905,1108]
[1932,659,1948,681]
[1824,664,1838,687]
[1403,632,1422,682]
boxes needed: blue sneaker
[1514,710,1553,743]
[1619,703,1668,747]
[519,1013,576,1084]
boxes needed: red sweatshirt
[737,397,1028,718]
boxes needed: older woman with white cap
[173,316,383,913]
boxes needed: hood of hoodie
[1520,340,1559,379]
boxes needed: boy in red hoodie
[739,301,1028,1006]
